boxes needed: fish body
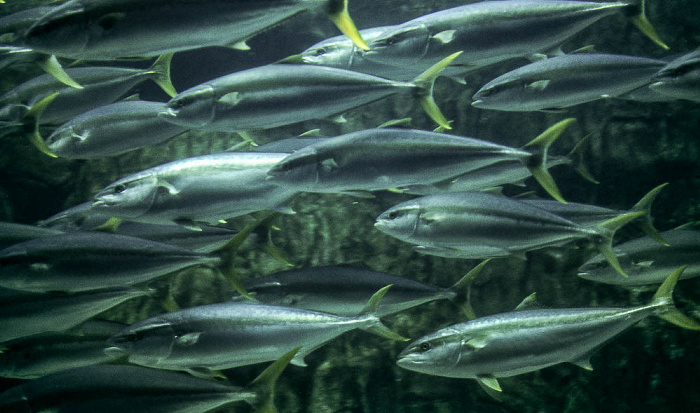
[22,0,367,59]
[160,64,416,131]
[0,222,63,250]
[649,50,700,102]
[0,287,148,343]
[0,55,174,125]
[374,191,602,259]
[0,364,257,413]
[46,100,187,159]
[578,229,700,285]
[0,320,126,379]
[244,265,455,317]
[91,152,297,226]
[364,0,665,70]
[397,268,699,389]
[106,287,403,371]
[472,53,667,111]
[266,128,536,193]
[0,232,218,293]
[0,5,53,45]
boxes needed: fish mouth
[471,99,484,107]
[91,199,106,209]
[104,346,127,358]
[159,107,179,119]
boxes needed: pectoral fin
[476,375,502,392]
[570,355,594,371]
[432,30,456,44]
[176,332,202,347]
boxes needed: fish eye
[113,184,127,193]
[388,211,399,220]
[419,342,431,351]
[314,47,327,56]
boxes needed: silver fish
[0,286,149,343]
[521,183,669,246]
[0,221,63,250]
[363,0,667,71]
[158,52,461,132]
[396,267,700,393]
[472,53,667,112]
[0,54,176,126]
[374,191,643,277]
[267,119,574,202]
[578,226,700,286]
[105,285,406,373]
[649,49,700,102]
[22,0,369,59]
[91,152,297,227]
[242,261,487,317]
[0,320,126,379]
[0,231,222,293]
[0,348,298,413]
[45,100,188,159]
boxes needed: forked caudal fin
[595,211,647,277]
[247,347,300,413]
[448,259,492,320]
[327,0,369,51]
[522,118,577,203]
[148,53,177,98]
[413,51,463,130]
[358,285,409,341]
[624,0,669,50]
[25,92,60,158]
[651,266,700,330]
[630,183,670,246]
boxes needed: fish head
[45,126,83,157]
[374,202,421,241]
[364,23,430,66]
[92,175,161,219]
[106,320,176,366]
[23,1,89,57]
[471,79,528,111]
[160,85,216,128]
[300,40,354,68]
[396,327,463,375]
[650,52,700,101]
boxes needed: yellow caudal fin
[625,0,669,50]
[327,0,369,51]
[413,51,463,130]
[651,266,700,330]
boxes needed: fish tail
[413,51,463,130]
[651,266,700,330]
[624,0,669,50]
[24,92,60,158]
[326,0,369,51]
[522,118,577,203]
[630,183,670,246]
[37,55,83,89]
[247,347,300,413]
[149,53,177,97]
[594,211,647,277]
[563,132,599,184]
[447,259,492,320]
[358,285,409,341]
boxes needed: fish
[266,119,574,202]
[396,267,700,393]
[158,52,462,132]
[282,25,470,82]
[91,152,298,228]
[0,225,257,295]
[374,191,644,277]
[363,0,667,71]
[649,49,700,102]
[578,225,700,286]
[241,260,488,318]
[397,132,598,197]
[471,53,668,112]
[0,348,299,413]
[0,320,127,379]
[0,286,149,343]
[44,100,188,159]
[0,54,176,127]
[105,285,406,374]
[520,183,669,246]
[0,221,63,250]
[22,0,369,59]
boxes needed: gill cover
[93,176,162,219]
[365,23,431,66]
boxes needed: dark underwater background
[1,0,699,412]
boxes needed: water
[0,1,699,412]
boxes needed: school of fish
[0,0,698,412]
